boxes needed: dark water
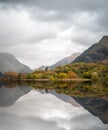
[0,81,108,130]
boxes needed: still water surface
[0,82,108,130]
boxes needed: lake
[0,81,108,130]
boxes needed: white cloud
[0,0,108,68]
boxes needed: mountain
[0,53,32,73]
[37,53,80,70]
[36,65,47,71]
[73,36,108,63]
[50,53,80,69]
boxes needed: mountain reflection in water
[0,81,108,130]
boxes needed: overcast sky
[0,0,108,69]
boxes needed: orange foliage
[18,73,26,79]
[67,71,77,79]
[4,72,18,79]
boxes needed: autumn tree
[4,72,18,79]
[67,71,77,79]
[58,72,67,79]
[18,73,26,80]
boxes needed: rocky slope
[73,36,108,63]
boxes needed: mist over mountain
[0,53,32,73]
[37,53,80,70]
[36,66,47,71]
[73,36,108,63]
[50,53,80,70]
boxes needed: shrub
[82,72,91,79]
[91,72,99,82]
[58,73,67,79]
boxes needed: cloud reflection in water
[0,90,108,130]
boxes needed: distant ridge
[50,53,80,70]
[36,65,47,71]
[73,36,108,63]
[36,53,80,70]
[0,53,32,73]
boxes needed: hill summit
[73,36,108,63]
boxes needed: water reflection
[0,82,32,106]
[0,81,108,130]
[73,96,108,124]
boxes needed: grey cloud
[0,0,108,68]
[70,30,101,46]
[0,9,58,49]
[0,0,107,11]
[96,10,108,31]
[0,0,108,30]
[0,0,108,21]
